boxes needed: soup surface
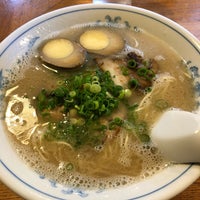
[3,23,196,189]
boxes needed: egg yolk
[42,39,74,59]
[79,30,110,50]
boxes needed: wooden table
[0,0,199,199]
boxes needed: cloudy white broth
[3,23,196,189]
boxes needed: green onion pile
[37,70,127,120]
[36,53,153,148]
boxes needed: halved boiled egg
[40,38,86,68]
[79,28,125,56]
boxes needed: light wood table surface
[0,0,200,199]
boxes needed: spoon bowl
[151,110,200,163]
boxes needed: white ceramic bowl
[0,3,200,200]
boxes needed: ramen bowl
[0,3,200,200]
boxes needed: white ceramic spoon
[151,110,200,163]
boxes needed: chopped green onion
[112,85,123,97]
[92,76,99,82]
[128,112,138,123]
[121,66,129,76]
[100,104,106,112]
[37,89,47,111]
[145,69,155,80]
[118,90,125,99]
[137,67,155,80]
[93,101,99,109]
[138,134,150,143]
[92,81,100,85]
[123,120,134,130]
[142,60,150,67]
[90,84,101,93]
[69,108,77,117]
[136,122,148,135]
[118,89,132,99]
[77,118,85,125]
[129,78,139,89]
[128,59,137,69]
[69,91,76,97]
[70,118,78,124]
[137,67,148,76]
[124,89,132,98]
[134,121,150,143]
[65,163,74,171]
[155,99,169,110]
[57,80,65,85]
[144,87,152,93]
[83,83,91,90]
[53,86,67,97]
[109,117,124,130]
[75,105,80,110]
